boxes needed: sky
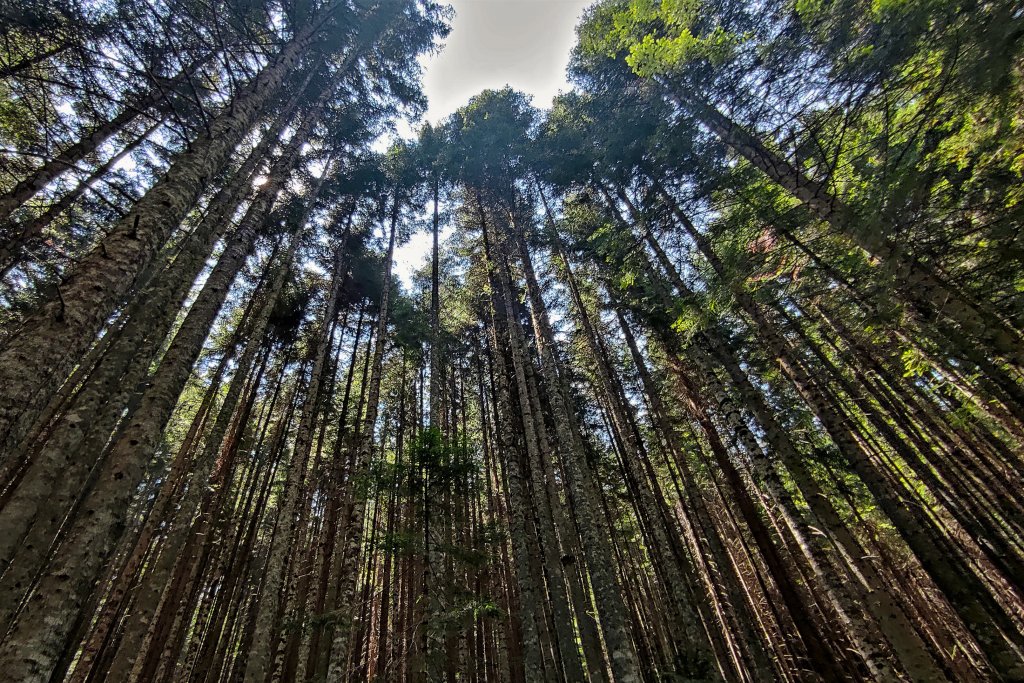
[417,0,591,125]
[391,0,591,286]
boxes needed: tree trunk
[676,94,1023,366]
[0,147,296,681]
[324,195,399,681]
[0,15,347,458]
[244,218,352,683]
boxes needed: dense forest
[0,0,1023,680]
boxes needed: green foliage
[408,426,475,484]
[900,348,931,378]
[266,272,314,346]
[441,87,536,193]
[576,0,744,79]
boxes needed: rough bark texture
[0,29,315,458]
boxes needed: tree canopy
[0,0,1022,681]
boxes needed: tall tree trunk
[0,56,208,224]
[244,216,353,683]
[636,179,950,679]
[324,194,400,681]
[0,9,366,457]
[0,97,299,599]
[91,234,300,683]
[0,140,310,680]
[673,93,1023,366]
[480,202,585,682]
[0,119,161,276]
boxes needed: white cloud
[391,0,590,288]
[421,0,590,124]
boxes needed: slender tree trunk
[0,119,161,276]
[672,93,1023,366]
[0,14,354,457]
[324,195,400,682]
[98,236,299,683]
[481,204,584,682]
[245,217,352,683]
[0,56,208,224]
[641,179,950,679]
[0,98,298,598]
[0,140,305,680]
